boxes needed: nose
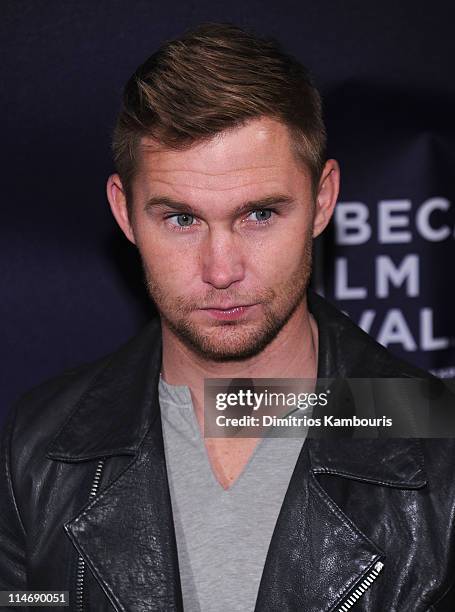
[200,229,245,289]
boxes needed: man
[1,23,454,612]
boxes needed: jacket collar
[46,317,163,461]
[47,290,426,488]
[307,290,426,488]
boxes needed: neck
[160,297,318,423]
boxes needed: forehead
[134,116,309,198]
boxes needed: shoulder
[2,319,161,458]
[308,290,455,441]
[307,290,431,379]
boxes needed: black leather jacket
[1,291,455,611]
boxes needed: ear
[312,159,340,238]
[106,174,136,244]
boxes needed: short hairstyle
[112,22,327,209]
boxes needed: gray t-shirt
[158,377,308,612]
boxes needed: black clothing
[1,291,454,611]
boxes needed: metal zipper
[336,561,384,611]
[76,458,105,612]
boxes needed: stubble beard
[142,240,313,362]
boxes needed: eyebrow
[143,194,296,217]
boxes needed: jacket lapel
[255,436,426,611]
[255,442,383,612]
[46,319,183,611]
[255,290,428,611]
[64,417,183,611]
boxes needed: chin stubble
[143,239,313,362]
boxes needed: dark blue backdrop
[2,1,455,425]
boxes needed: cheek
[249,223,310,272]
[137,233,200,289]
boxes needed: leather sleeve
[0,404,27,589]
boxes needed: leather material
[1,290,455,611]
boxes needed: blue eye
[249,209,273,222]
[169,213,195,227]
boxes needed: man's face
[112,117,331,361]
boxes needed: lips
[201,304,257,321]
[202,304,251,311]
